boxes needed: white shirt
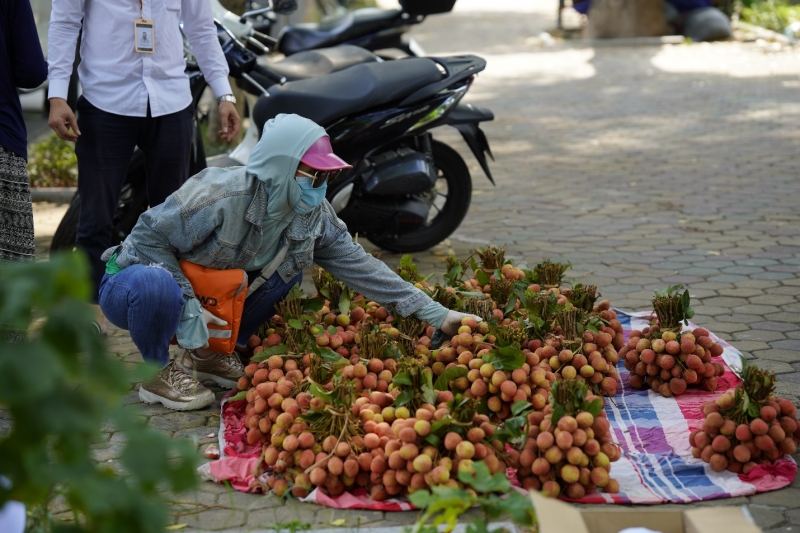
[47,0,232,117]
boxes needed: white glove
[201,308,228,327]
[177,297,229,350]
[440,310,482,336]
[200,308,228,349]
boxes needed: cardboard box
[530,492,763,533]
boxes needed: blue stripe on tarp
[607,377,685,502]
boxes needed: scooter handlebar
[251,63,287,86]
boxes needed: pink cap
[300,136,352,171]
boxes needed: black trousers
[74,96,192,301]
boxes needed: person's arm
[181,0,240,142]
[46,0,83,141]
[313,205,433,318]
[11,0,48,89]
[312,204,481,335]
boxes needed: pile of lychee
[432,318,533,421]
[237,355,311,447]
[621,326,725,397]
[515,384,621,498]
[534,334,621,398]
[258,301,377,364]
[356,399,507,500]
[338,358,397,395]
[691,388,799,473]
[461,263,527,293]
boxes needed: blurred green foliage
[28,134,78,188]
[740,0,800,32]
[0,253,198,533]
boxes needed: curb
[734,21,796,44]
[571,35,686,47]
[31,187,76,204]
[184,521,521,533]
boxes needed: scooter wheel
[368,140,471,253]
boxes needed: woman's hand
[177,297,228,350]
[440,310,482,336]
[199,309,227,349]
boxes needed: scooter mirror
[273,0,298,15]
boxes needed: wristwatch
[218,94,237,105]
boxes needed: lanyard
[139,0,145,20]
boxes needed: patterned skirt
[0,146,35,262]
[0,145,34,342]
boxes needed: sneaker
[139,360,215,411]
[177,349,245,389]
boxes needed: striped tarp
[198,311,796,509]
[571,311,797,504]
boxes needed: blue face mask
[294,176,327,214]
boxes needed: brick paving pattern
[28,0,800,530]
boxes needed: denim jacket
[101,166,433,318]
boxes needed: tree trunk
[584,0,672,38]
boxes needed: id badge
[134,19,155,53]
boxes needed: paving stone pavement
[27,0,800,530]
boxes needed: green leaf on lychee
[392,371,413,387]
[430,417,452,435]
[228,390,247,402]
[434,366,468,391]
[584,398,603,417]
[394,388,414,407]
[307,383,333,403]
[421,368,437,405]
[425,434,442,447]
[302,297,324,314]
[458,461,509,493]
[511,400,532,416]
[484,346,525,370]
[338,291,351,316]
[477,396,491,416]
[551,404,566,426]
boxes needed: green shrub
[741,0,800,32]
[28,134,78,188]
[0,252,198,533]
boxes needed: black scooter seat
[278,8,403,56]
[262,45,378,82]
[253,57,442,130]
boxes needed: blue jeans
[99,265,300,366]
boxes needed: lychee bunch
[432,317,533,422]
[622,326,725,396]
[528,302,625,398]
[691,361,799,473]
[262,375,365,498]
[362,397,506,500]
[238,354,310,447]
[515,380,621,498]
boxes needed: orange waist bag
[178,260,248,354]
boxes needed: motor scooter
[214,0,458,58]
[51,15,495,254]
